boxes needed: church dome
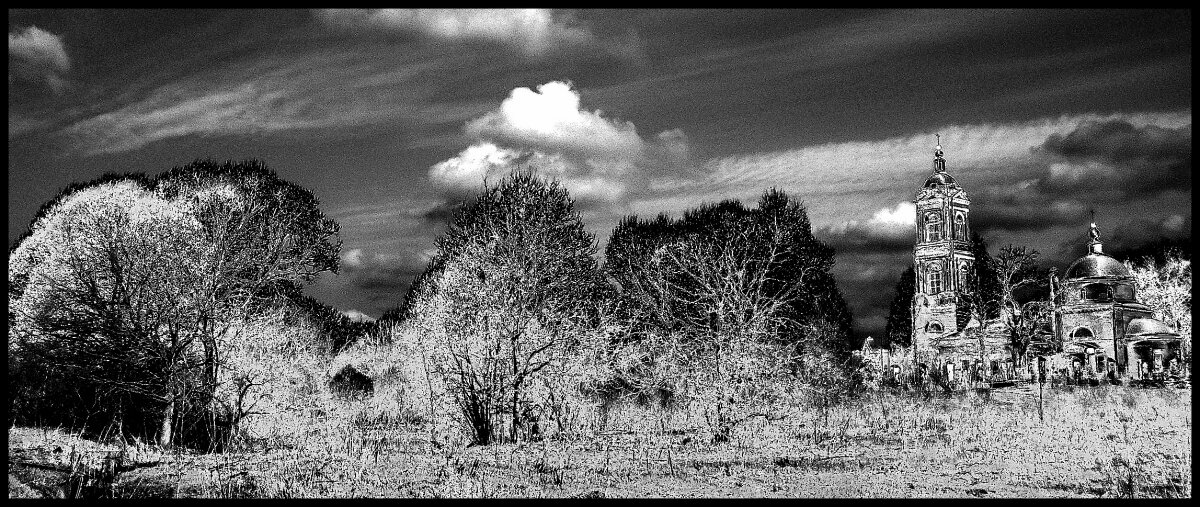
[1125,318,1179,337]
[924,172,956,188]
[1064,253,1131,280]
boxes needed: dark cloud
[421,198,464,226]
[968,196,1090,233]
[1050,213,1190,269]
[830,251,913,342]
[1035,120,1191,198]
[965,120,1190,235]
[820,226,913,255]
[339,251,430,304]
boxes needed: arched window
[1070,327,1094,339]
[924,212,941,242]
[929,270,943,294]
[954,213,966,240]
[927,321,943,334]
[1114,284,1135,301]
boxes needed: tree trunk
[159,397,175,447]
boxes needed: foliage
[883,266,915,348]
[9,181,207,443]
[604,191,856,441]
[1124,249,1192,354]
[956,232,1002,329]
[993,245,1046,358]
[406,170,605,445]
[8,159,341,449]
[605,188,853,354]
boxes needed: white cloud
[340,309,376,322]
[1161,214,1185,232]
[9,25,70,92]
[823,201,915,242]
[316,9,633,59]
[465,81,646,159]
[429,142,524,189]
[341,248,365,268]
[430,81,688,204]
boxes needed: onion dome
[924,171,957,187]
[1125,318,1180,338]
[923,137,956,188]
[1064,220,1132,279]
[1065,254,1132,279]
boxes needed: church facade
[908,142,1186,385]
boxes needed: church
[907,141,1187,386]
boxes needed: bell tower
[912,137,975,358]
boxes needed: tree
[604,189,853,442]
[993,245,1043,361]
[155,159,341,448]
[883,266,916,348]
[408,170,605,445]
[957,232,1002,329]
[9,181,206,445]
[606,188,853,353]
[9,160,341,448]
[1125,249,1192,357]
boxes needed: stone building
[906,141,1185,386]
[1053,223,1184,382]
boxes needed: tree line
[6,160,902,449]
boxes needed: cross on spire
[933,134,946,173]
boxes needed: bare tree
[621,218,813,442]
[408,171,603,445]
[1125,249,1192,359]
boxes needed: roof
[1125,317,1179,337]
[1064,253,1132,280]
[924,172,956,188]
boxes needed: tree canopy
[605,188,853,353]
[8,159,341,447]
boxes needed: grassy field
[9,383,1190,498]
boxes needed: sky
[8,9,1192,341]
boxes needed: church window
[1080,283,1111,302]
[927,321,943,334]
[1070,327,1094,339]
[929,270,943,294]
[926,223,941,242]
[954,213,966,239]
[1114,284,1135,301]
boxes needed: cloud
[429,81,690,205]
[465,81,646,158]
[316,9,640,61]
[627,111,1190,232]
[340,309,377,322]
[818,201,915,254]
[8,25,70,92]
[1034,120,1191,198]
[338,248,429,296]
[56,47,497,156]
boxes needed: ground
[8,385,1190,498]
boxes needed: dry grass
[10,316,1190,498]
[13,381,1188,498]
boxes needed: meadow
[9,337,1190,499]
